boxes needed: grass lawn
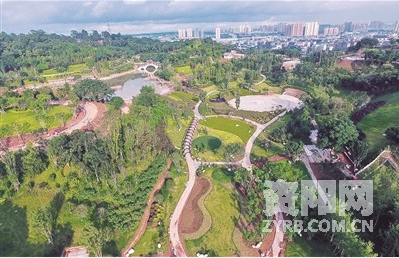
[174,65,192,75]
[166,117,193,148]
[358,91,399,154]
[168,91,198,103]
[285,236,335,257]
[251,140,285,160]
[185,167,240,256]
[0,106,73,137]
[41,64,89,78]
[262,113,292,137]
[192,126,244,162]
[200,117,255,142]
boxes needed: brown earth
[179,177,211,234]
[284,88,305,99]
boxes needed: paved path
[255,74,266,86]
[301,154,329,204]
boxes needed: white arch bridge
[134,60,161,76]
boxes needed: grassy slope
[174,65,192,75]
[192,126,244,162]
[358,91,399,154]
[0,106,73,137]
[285,236,335,257]
[185,167,240,256]
[200,117,255,142]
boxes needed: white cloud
[92,1,113,17]
[123,0,147,5]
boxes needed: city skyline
[1,0,399,34]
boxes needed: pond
[114,77,158,101]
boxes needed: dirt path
[121,159,172,257]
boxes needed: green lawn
[0,106,73,137]
[185,167,240,256]
[251,140,285,160]
[262,113,292,138]
[192,126,244,162]
[200,117,255,142]
[168,91,198,103]
[285,236,335,257]
[174,65,192,75]
[358,92,399,154]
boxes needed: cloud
[1,1,399,34]
[92,1,113,17]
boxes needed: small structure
[62,246,89,257]
[223,50,245,60]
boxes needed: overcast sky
[1,0,399,34]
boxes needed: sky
[1,0,399,34]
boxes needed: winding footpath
[169,92,288,257]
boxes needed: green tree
[235,92,240,110]
[318,117,359,151]
[285,140,304,161]
[32,206,55,245]
[348,140,370,167]
[110,96,124,110]
[74,79,113,101]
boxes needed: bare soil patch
[179,177,211,234]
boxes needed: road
[169,153,198,257]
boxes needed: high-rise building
[304,22,319,36]
[395,21,399,33]
[276,23,287,34]
[186,28,193,39]
[178,29,186,39]
[287,23,304,37]
[215,27,221,39]
[343,22,353,32]
[370,20,384,30]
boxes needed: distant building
[223,50,245,60]
[343,22,353,33]
[178,29,186,39]
[62,247,89,257]
[369,20,384,30]
[324,27,339,36]
[287,23,305,37]
[394,21,399,33]
[304,22,319,36]
[215,27,221,39]
[186,28,193,39]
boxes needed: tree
[80,224,108,257]
[235,92,240,110]
[199,90,206,102]
[2,151,21,191]
[386,127,399,144]
[318,117,359,151]
[0,96,7,113]
[21,146,48,176]
[224,143,244,161]
[74,79,113,101]
[381,223,399,257]
[348,140,370,167]
[134,86,157,107]
[285,141,304,161]
[32,206,55,245]
[55,112,69,127]
[110,96,124,110]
